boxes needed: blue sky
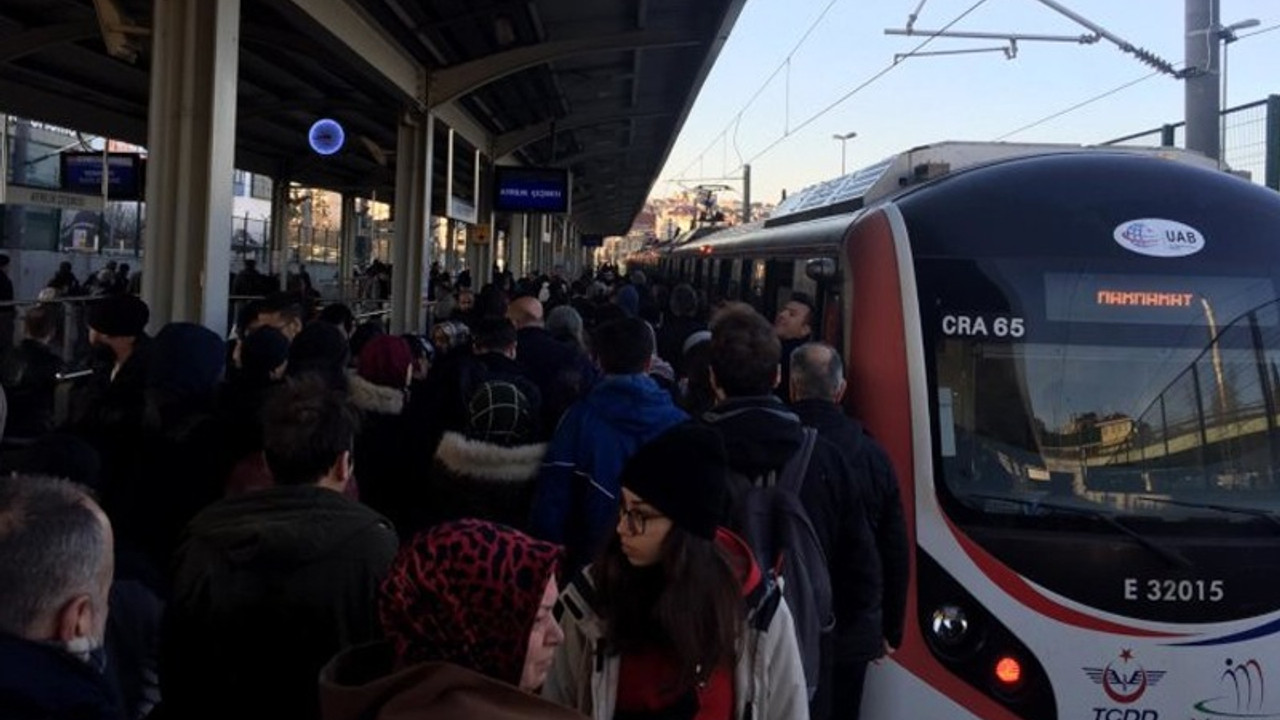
[653,0,1280,204]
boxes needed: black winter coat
[702,396,884,662]
[792,399,910,650]
[162,485,398,720]
[0,633,120,720]
[418,430,547,532]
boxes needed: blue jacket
[529,374,687,569]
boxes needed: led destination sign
[1045,273,1276,326]
[494,166,569,214]
[60,152,144,200]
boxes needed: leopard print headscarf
[379,518,562,685]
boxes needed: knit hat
[240,326,290,382]
[86,294,149,337]
[379,519,562,684]
[682,330,712,356]
[617,423,729,540]
[466,381,534,446]
[146,322,225,397]
[402,334,435,364]
[357,334,413,389]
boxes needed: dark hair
[260,292,305,324]
[262,376,360,486]
[0,476,106,636]
[319,303,355,335]
[472,317,517,353]
[787,292,816,328]
[595,527,742,693]
[23,304,57,340]
[790,342,844,401]
[0,254,10,268]
[669,283,698,319]
[710,304,780,396]
[591,317,653,374]
[236,299,266,336]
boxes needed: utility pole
[1185,0,1220,163]
[741,164,751,224]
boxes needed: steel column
[390,111,433,333]
[141,0,241,332]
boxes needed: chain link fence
[1103,95,1280,190]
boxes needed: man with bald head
[508,294,597,434]
[789,341,909,718]
[0,476,119,718]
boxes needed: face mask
[64,635,108,674]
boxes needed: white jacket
[542,567,810,720]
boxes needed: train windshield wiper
[964,492,1193,569]
[1136,495,1280,529]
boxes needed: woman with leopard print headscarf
[319,519,587,720]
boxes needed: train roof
[765,140,1218,227]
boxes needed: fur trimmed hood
[434,431,547,483]
[348,372,406,415]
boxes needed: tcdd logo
[1084,649,1166,704]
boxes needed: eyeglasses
[618,506,663,536]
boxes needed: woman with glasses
[542,424,808,720]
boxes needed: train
[636,142,1280,720]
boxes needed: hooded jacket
[420,431,548,531]
[542,530,809,720]
[162,485,398,720]
[320,646,586,720]
[528,374,688,570]
[702,396,883,663]
[0,633,120,720]
[349,372,415,535]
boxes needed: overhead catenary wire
[992,70,1165,141]
[734,0,991,170]
[671,0,843,182]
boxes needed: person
[320,519,584,720]
[420,381,547,531]
[656,283,705,375]
[287,320,350,392]
[0,254,14,353]
[232,258,263,296]
[0,475,118,720]
[48,261,82,297]
[774,292,815,403]
[0,303,63,439]
[789,342,909,716]
[543,424,809,720]
[546,305,586,350]
[349,334,414,532]
[529,317,688,571]
[162,377,399,720]
[702,304,880,720]
[508,296,596,436]
[320,302,356,338]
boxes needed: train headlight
[929,604,970,647]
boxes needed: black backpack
[725,426,834,700]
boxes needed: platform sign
[494,166,570,214]
[5,184,105,211]
[60,152,144,200]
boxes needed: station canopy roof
[0,0,747,234]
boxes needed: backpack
[725,426,833,700]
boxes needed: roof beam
[0,20,101,65]
[493,108,670,159]
[428,27,703,107]
[281,0,425,105]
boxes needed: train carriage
[650,145,1280,720]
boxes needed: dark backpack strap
[776,427,818,494]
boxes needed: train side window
[747,259,767,311]
[764,259,794,320]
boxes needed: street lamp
[832,131,857,175]
[1218,18,1259,160]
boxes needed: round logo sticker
[1113,218,1205,258]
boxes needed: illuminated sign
[1095,290,1195,308]
[494,166,569,213]
[1045,273,1277,326]
[308,119,345,156]
[60,152,144,200]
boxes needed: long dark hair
[595,525,743,692]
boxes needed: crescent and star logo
[1085,649,1167,704]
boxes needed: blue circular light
[308,118,345,156]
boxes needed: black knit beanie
[617,423,729,540]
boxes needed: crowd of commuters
[0,262,907,720]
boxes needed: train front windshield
[931,258,1280,521]
[919,255,1280,620]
